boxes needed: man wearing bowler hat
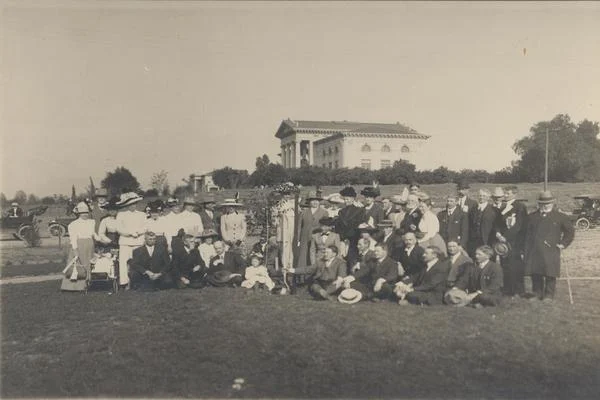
[524,191,574,302]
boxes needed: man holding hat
[361,186,385,227]
[297,191,328,270]
[335,186,368,270]
[524,191,574,302]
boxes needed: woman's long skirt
[60,238,94,292]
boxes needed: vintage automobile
[572,195,600,230]
[47,202,78,237]
[0,205,48,240]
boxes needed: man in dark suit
[378,219,402,258]
[171,234,206,288]
[381,198,395,221]
[438,195,469,249]
[129,232,174,290]
[445,240,474,288]
[524,191,575,302]
[445,245,503,307]
[361,186,385,227]
[404,246,451,306]
[456,181,478,216]
[399,194,421,235]
[344,243,398,301]
[336,186,368,270]
[495,185,529,296]
[309,245,347,300]
[397,232,426,279]
[198,195,219,233]
[309,217,341,267]
[207,240,246,286]
[467,189,500,257]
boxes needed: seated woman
[241,253,275,292]
[61,202,99,291]
[309,245,347,300]
[197,229,219,267]
[416,196,447,257]
[445,245,503,307]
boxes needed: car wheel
[49,224,66,237]
[576,217,590,231]
[17,224,32,240]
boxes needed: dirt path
[0,273,62,285]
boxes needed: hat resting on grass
[338,288,363,304]
[207,270,238,287]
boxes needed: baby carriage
[87,249,119,293]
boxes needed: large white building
[275,119,431,169]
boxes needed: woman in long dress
[417,197,447,257]
[272,193,296,270]
[61,202,98,291]
[296,191,328,270]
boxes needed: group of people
[61,181,575,307]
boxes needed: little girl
[241,253,275,292]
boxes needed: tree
[13,190,27,204]
[87,177,97,198]
[512,114,600,182]
[173,185,193,199]
[0,193,7,207]
[288,166,331,187]
[27,194,40,204]
[249,155,289,187]
[150,170,170,196]
[101,166,141,196]
[41,196,56,205]
[212,167,249,189]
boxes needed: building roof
[275,119,430,139]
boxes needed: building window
[401,145,410,153]
[328,147,332,155]
[334,146,339,154]
[381,144,391,152]
[380,159,391,169]
[334,160,339,168]
[361,159,371,170]
[328,162,332,169]
[361,144,371,152]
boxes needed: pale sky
[1,1,599,197]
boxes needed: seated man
[171,234,206,289]
[129,231,173,291]
[6,202,24,218]
[207,240,245,287]
[343,243,398,301]
[445,240,473,288]
[400,246,450,306]
[309,245,347,300]
[445,245,503,307]
[349,238,376,275]
[397,232,426,280]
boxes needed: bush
[22,219,42,248]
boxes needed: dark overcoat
[438,207,469,248]
[524,208,574,277]
[297,207,329,268]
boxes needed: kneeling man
[309,245,346,300]
[129,231,173,290]
[445,245,503,307]
[400,246,450,306]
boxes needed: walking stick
[565,262,574,305]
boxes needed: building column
[294,141,300,168]
[281,145,287,167]
[286,144,291,168]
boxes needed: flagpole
[544,127,549,191]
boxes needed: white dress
[198,242,216,267]
[241,265,275,290]
[177,210,204,236]
[272,199,296,269]
[116,210,147,285]
[417,210,447,256]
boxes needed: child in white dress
[241,253,275,291]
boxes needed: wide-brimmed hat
[318,216,336,227]
[305,191,322,201]
[10,202,19,207]
[218,198,244,208]
[197,229,219,239]
[444,287,470,307]
[416,192,430,201]
[100,196,121,211]
[338,288,363,304]
[494,241,511,258]
[378,219,394,229]
[324,193,345,204]
[73,201,91,214]
[207,270,236,287]
[491,187,505,199]
[358,223,376,232]
[93,188,108,199]
[183,196,198,206]
[339,186,357,198]
[117,192,143,207]
[457,181,471,190]
[360,186,380,198]
[537,191,555,204]
[273,182,296,195]
[199,194,216,204]
[146,200,165,213]
[248,252,264,261]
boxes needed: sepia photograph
[1,1,599,398]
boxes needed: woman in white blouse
[116,192,146,288]
[96,197,120,251]
[61,202,98,291]
[417,196,447,257]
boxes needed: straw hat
[117,192,143,207]
[324,193,345,205]
[11,202,19,207]
[338,288,363,305]
[305,191,322,201]
[218,198,244,208]
[183,196,198,206]
[494,241,511,258]
[491,187,505,199]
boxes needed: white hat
[11,202,19,207]
[491,187,505,198]
[117,192,143,207]
[218,198,244,208]
[338,288,363,304]
[324,193,345,205]
[73,201,91,214]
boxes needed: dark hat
[207,270,236,287]
[147,200,165,213]
[457,181,471,190]
[360,186,380,198]
[493,241,511,257]
[197,229,219,239]
[199,194,216,204]
[377,219,394,228]
[318,216,336,226]
[339,186,357,198]
[100,196,121,211]
[537,191,555,204]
